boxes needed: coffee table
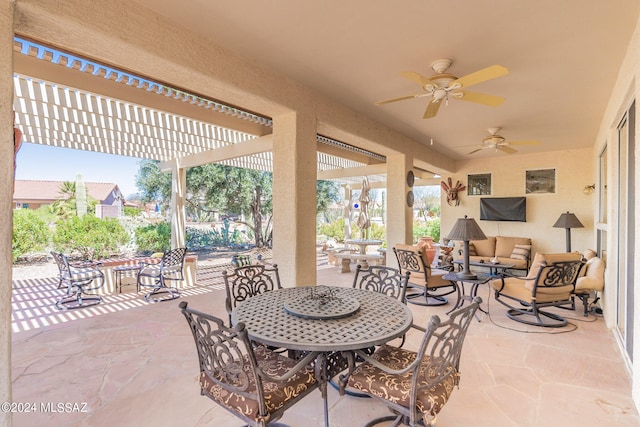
[453,259,515,275]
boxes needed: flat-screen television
[480,197,527,222]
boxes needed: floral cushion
[347,344,458,417]
[199,345,316,421]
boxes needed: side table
[113,265,141,293]
[443,272,492,317]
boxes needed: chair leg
[506,307,568,327]
[364,414,403,427]
[406,288,448,306]
[55,284,102,310]
[143,276,181,303]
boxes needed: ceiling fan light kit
[464,127,541,155]
[376,59,509,119]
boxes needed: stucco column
[385,154,413,267]
[170,159,186,249]
[272,111,317,287]
[1,3,15,425]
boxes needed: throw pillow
[468,243,477,256]
[511,244,531,261]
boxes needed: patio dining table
[232,285,413,427]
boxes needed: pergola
[13,37,394,182]
[13,37,431,250]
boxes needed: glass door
[616,101,635,362]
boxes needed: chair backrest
[413,297,481,405]
[525,253,584,296]
[223,264,282,322]
[51,251,71,276]
[393,244,432,284]
[352,264,409,303]
[178,301,267,408]
[159,247,187,275]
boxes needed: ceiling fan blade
[376,94,423,105]
[401,71,431,87]
[509,140,541,146]
[423,100,441,119]
[452,65,509,88]
[498,145,517,154]
[457,90,505,106]
[467,148,483,154]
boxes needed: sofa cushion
[510,244,532,261]
[495,236,532,258]
[471,237,496,257]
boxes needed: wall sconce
[583,184,596,195]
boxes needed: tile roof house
[13,180,124,219]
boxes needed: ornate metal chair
[51,251,105,310]
[347,297,481,427]
[137,247,187,302]
[333,264,412,397]
[393,244,457,306]
[491,252,584,327]
[179,301,318,427]
[223,263,282,327]
[352,264,410,303]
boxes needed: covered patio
[10,251,638,427]
[3,1,640,426]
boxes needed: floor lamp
[447,215,487,280]
[553,211,584,252]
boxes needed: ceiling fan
[466,128,540,154]
[376,59,509,119]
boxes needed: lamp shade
[446,216,486,280]
[553,211,584,229]
[446,215,487,241]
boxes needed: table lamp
[553,211,584,252]
[447,215,487,280]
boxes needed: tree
[135,159,173,206]
[189,165,273,247]
[135,160,341,248]
[51,181,97,219]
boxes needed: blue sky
[15,143,142,198]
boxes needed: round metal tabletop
[232,286,413,352]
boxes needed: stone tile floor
[9,254,640,426]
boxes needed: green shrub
[134,222,172,253]
[52,215,129,259]
[318,217,346,242]
[413,218,440,243]
[12,209,51,262]
[123,206,141,217]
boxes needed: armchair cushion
[348,344,457,416]
[575,257,605,293]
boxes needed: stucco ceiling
[130,0,640,161]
